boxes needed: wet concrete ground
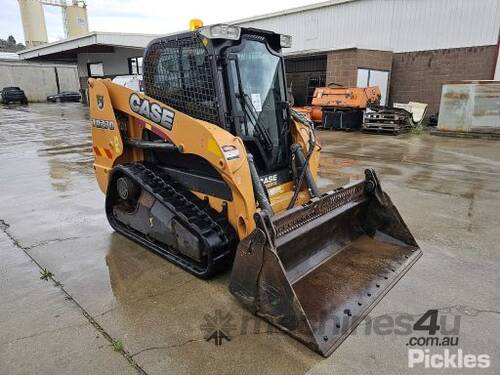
[0,103,499,374]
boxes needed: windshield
[228,39,288,169]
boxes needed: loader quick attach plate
[229,169,422,356]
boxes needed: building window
[87,62,104,77]
[128,57,143,75]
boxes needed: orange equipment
[295,84,381,129]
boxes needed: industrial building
[18,0,89,48]
[18,32,158,92]
[16,0,500,113]
[0,59,79,101]
[4,1,90,101]
[233,0,500,113]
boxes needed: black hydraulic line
[287,111,318,209]
[124,139,181,152]
[247,153,273,215]
[291,143,320,198]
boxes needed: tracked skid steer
[89,23,421,356]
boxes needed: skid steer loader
[89,24,421,356]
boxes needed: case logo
[261,174,278,187]
[129,93,174,130]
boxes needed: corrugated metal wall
[235,0,500,53]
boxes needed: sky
[1,0,323,44]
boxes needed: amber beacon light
[189,19,204,30]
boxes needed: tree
[0,35,25,52]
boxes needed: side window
[181,46,205,91]
[144,36,219,125]
[155,47,181,90]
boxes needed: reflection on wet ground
[1,103,500,374]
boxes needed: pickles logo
[129,93,174,130]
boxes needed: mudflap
[229,169,422,356]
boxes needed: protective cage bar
[143,32,220,125]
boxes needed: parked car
[47,91,81,103]
[1,87,28,104]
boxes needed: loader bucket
[229,169,421,356]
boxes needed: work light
[199,24,241,40]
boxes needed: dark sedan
[47,91,81,103]
[1,87,28,104]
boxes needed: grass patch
[40,268,53,281]
[410,126,424,135]
[111,339,124,352]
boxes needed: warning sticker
[222,145,240,160]
[251,93,262,112]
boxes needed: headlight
[199,24,241,40]
[280,34,292,48]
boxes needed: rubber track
[107,163,236,278]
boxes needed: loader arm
[89,78,317,239]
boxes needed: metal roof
[0,52,20,60]
[230,0,359,24]
[18,31,161,60]
[234,0,500,53]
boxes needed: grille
[143,33,220,125]
[272,181,366,238]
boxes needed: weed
[40,268,53,281]
[410,126,424,135]
[112,339,124,352]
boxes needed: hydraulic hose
[288,111,319,209]
[247,153,273,215]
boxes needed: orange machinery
[295,84,381,129]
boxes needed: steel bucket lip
[253,245,422,357]
[316,246,422,357]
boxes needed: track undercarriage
[106,163,237,278]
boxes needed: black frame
[223,35,290,172]
[87,62,104,77]
[128,56,143,75]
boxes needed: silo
[63,1,89,38]
[17,0,48,48]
